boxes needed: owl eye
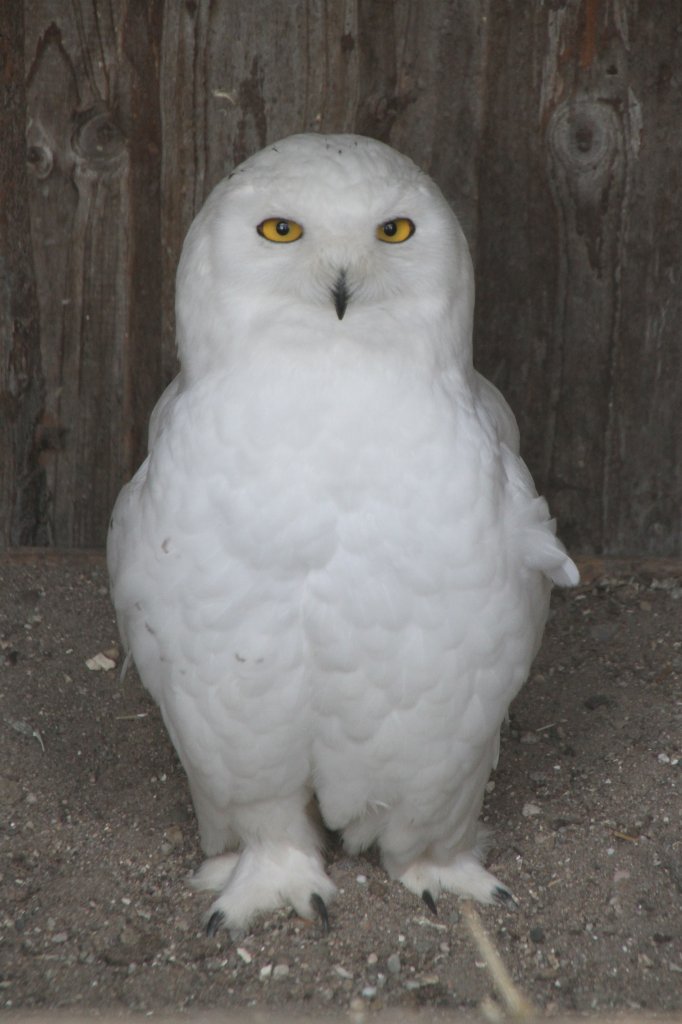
[257,218,304,243]
[376,218,415,243]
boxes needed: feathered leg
[191,791,336,935]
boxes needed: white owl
[107,133,578,936]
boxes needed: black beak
[332,269,349,320]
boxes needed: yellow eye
[257,218,303,243]
[376,218,415,243]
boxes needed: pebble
[356,874,367,884]
[236,947,252,964]
[51,932,68,944]
[206,957,227,972]
[361,986,377,999]
[259,964,272,980]
[530,926,545,944]
[85,652,117,672]
[387,953,401,974]
[334,964,353,980]
[272,963,290,980]
[163,825,184,848]
[367,952,378,965]
[522,802,541,817]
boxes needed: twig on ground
[462,901,537,1020]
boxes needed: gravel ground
[0,551,680,1019]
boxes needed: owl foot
[201,841,336,935]
[190,852,240,892]
[390,851,516,908]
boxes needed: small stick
[461,901,536,1020]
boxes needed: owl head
[176,133,474,381]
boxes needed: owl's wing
[109,374,183,663]
[108,375,180,676]
[148,374,181,449]
[472,372,579,588]
[106,464,146,668]
[473,371,520,454]
[501,442,579,588]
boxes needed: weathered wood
[23,1,162,547]
[0,4,46,546]
[475,1,682,555]
[3,1,681,555]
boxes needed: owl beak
[331,269,349,320]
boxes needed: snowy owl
[108,132,578,936]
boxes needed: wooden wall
[1,1,680,555]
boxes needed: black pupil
[383,221,397,236]
[276,221,290,236]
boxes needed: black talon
[422,889,438,915]
[310,892,330,934]
[206,909,225,937]
[493,885,517,908]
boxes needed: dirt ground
[0,550,680,1020]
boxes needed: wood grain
[20,1,165,547]
[3,1,681,554]
[0,4,46,545]
[474,1,682,555]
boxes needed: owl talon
[422,889,438,915]
[493,885,518,908]
[311,892,330,933]
[206,909,225,937]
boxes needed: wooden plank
[354,0,491,252]
[23,1,162,548]
[118,2,164,475]
[0,4,46,547]
[474,0,682,556]
[599,5,682,555]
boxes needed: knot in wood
[26,143,54,180]
[72,107,126,168]
[547,99,619,175]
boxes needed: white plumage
[107,133,578,934]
